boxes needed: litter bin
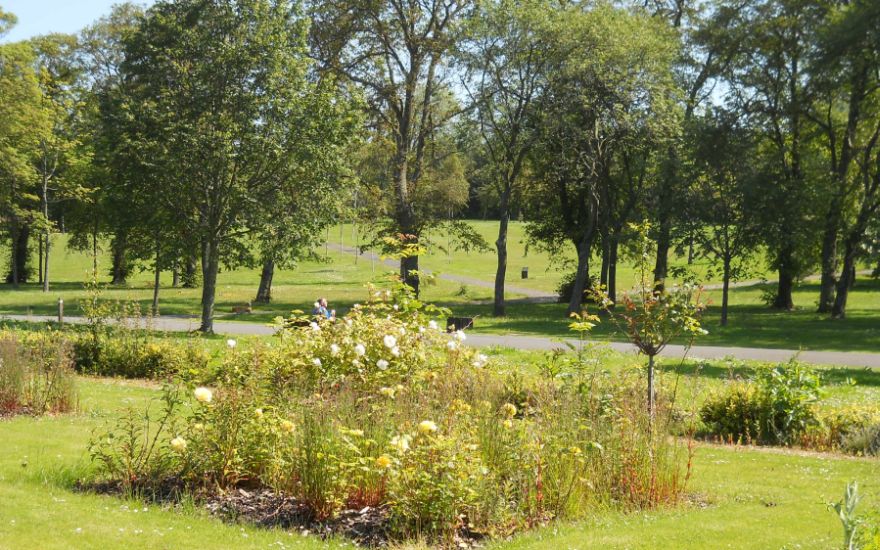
[521,267,529,279]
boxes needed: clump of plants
[87,284,691,546]
[700,360,822,445]
[0,333,77,416]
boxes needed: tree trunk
[831,250,856,319]
[817,213,839,313]
[182,256,198,288]
[8,223,20,287]
[567,230,594,314]
[255,259,274,303]
[772,254,795,310]
[199,239,219,333]
[400,254,419,295]
[172,259,179,288]
[608,235,619,304]
[111,233,129,285]
[42,234,50,293]
[600,237,610,290]
[721,256,731,326]
[647,354,655,417]
[493,186,512,317]
[151,241,161,317]
[92,228,98,277]
[38,238,43,285]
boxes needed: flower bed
[86,288,691,546]
[0,333,77,416]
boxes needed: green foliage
[701,360,822,445]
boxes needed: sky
[1,0,154,43]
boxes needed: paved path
[325,242,557,301]
[4,313,880,369]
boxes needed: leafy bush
[802,406,880,454]
[701,361,821,445]
[0,333,77,415]
[88,286,691,544]
[73,335,210,380]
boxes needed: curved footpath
[3,313,879,369]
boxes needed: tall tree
[310,0,471,294]
[460,0,551,317]
[0,38,48,286]
[115,0,356,332]
[527,4,680,314]
[725,0,825,310]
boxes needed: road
[4,313,880,369]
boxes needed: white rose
[376,359,389,371]
[383,335,397,349]
[354,344,366,357]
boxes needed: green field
[1,221,878,352]
[1,356,879,550]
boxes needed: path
[4,313,880,369]
[325,242,557,302]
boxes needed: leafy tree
[114,0,357,332]
[0,39,48,286]
[310,0,474,294]
[460,0,552,317]
[29,33,91,292]
[527,4,680,314]
[688,110,760,326]
[724,0,828,310]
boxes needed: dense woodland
[0,0,879,332]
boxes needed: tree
[688,110,760,326]
[527,4,680,314]
[29,33,90,292]
[0,39,48,286]
[68,2,145,284]
[310,0,472,294]
[724,0,825,310]
[460,0,551,317]
[809,0,880,313]
[115,0,357,332]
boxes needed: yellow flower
[280,420,295,433]
[502,403,517,418]
[194,387,213,403]
[503,419,514,429]
[254,408,264,419]
[375,454,393,469]
[348,428,365,437]
[418,420,438,435]
[170,436,187,452]
[193,423,204,431]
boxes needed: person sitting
[312,297,335,320]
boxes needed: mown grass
[1,222,878,353]
[0,372,877,549]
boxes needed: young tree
[689,110,760,326]
[460,0,551,317]
[115,0,356,332]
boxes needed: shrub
[88,287,691,545]
[803,406,880,454]
[700,360,821,445]
[73,335,210,380]
[0,333,77,415]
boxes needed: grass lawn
[451,277,880,353]
[1,370,878,549]
[1,222,878,353]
